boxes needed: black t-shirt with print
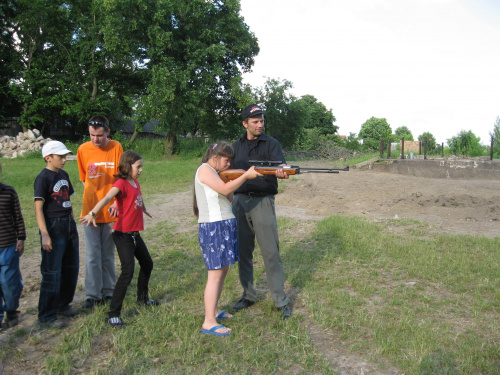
[34,168,75,218]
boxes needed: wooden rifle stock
[219,165,349,183]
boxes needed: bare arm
[142,201,152,218]
[79,186,121,227]
[198,165,262,196]
[35,199,52,252]
[82,179,118,217]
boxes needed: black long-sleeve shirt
[231,133,286,196]
[0,183,26,247]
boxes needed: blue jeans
[0,244,23,324]
[109,231,153,318]
[38,216,79,323]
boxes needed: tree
[490,116,500,158]
[8,0,147,135]
[418,132,438,153]
[4,0,257,146]
[394,126,413,141]
[135,0,259,153]
[0,0,22,120]
[447,130,483,157]
[358,117,392,150]
[342,132,362,151]
[294,94,337,136]
[253,78,303,149]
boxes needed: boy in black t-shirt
[34,141,79,327]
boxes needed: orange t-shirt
[77,140,123,223]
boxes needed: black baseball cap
[241,104,264,120]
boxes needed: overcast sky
[239,0,500,145]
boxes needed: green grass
[300,216,500,374]
[0,155,499,374]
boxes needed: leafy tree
[0,0,22,120]
[358,117,392,150]
[394,126,413,141]
[5,0,257,147]
[418,132,438,153]
[135,0,259,153]
[8,0,147,135]
[447,130,483,157]
[294,94,337,135]
[490,116,500,158]
[342,132,362,151]
[8,0,70,132]
[254,78,303,149]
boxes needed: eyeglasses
[88,121,109,129]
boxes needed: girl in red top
[80,151,159,328]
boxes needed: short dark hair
[114,151,142,180]
[88,115,109,130]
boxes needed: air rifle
[219,160,349,183]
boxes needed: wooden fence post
[424,137,427,160]
[491,136,494,161]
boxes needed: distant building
[121,120,166,137]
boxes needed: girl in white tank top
[193,142,261,336]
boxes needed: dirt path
[2,168,498,374]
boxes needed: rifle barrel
[299,169,340,174]
[297,165,349,173]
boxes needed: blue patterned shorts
[198,219,239,270]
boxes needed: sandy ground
[1,166,499,374]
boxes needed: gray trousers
[232,194,289,308]
[83,223,116,300]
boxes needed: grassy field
[0,154,498,374]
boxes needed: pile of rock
[0,129,50,158]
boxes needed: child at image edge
[0,162,26,329]
[194,142,261,336]
[80,151,159,328]
[34,141,79,327]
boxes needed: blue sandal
[216,311,233,320]
[201,325,232,336]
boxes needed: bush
[175,137,209,158]
[289,129,355,160]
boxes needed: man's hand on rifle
[276,164,289,179]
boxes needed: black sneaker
[58,307,78,317]
[5,311,20,328]
[278,305,292,319]
[39,319,67,329]
[109,317,125,328]
[104,296,113,303]
[82,299,101,310]
[142,299,161,306]
[233,298,255,311]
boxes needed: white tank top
[195,163,235,223]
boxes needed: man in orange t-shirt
[77,115,123,309]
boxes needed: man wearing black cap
[230,104,291,319]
